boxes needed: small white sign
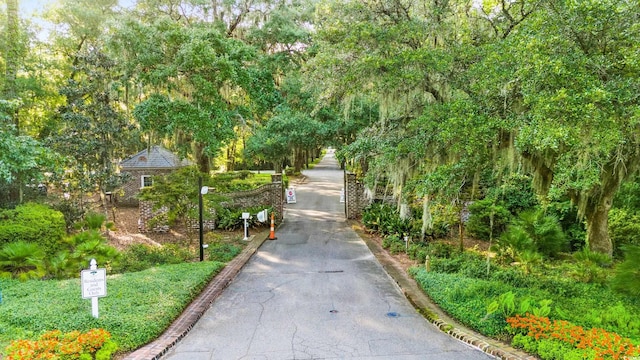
[286,188,297,204]
[81,268,107,299]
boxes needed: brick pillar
[138,200,169,232]
[271,173,284,221]
[345,172,358,219]
[345,172,367,219]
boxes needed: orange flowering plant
[4,328,118,360]
[507,314,640,360]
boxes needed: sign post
[242,212,251,240]
[81,259,107,318]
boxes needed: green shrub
[51,200,85,232]
[582,302,640,339]
[115,244,193,273]
[608,209,640,258]
[216,205,273,231]
[493,226,535,263]
[511,333,538,353]
[409,269,511,337]
[426,241,456,258]
[423,203,458,239]
[0,203,66,253]
[466,199,512,241]
[518,209,568,258]
[488,173,539,215]
[546,200,586,252]
[407,243,428,263]
[537,338,572,360]
[567,248,612,284]
[611,246,640,297]
[430,250,487,278]
[382,234,406,254]
[207,241,242,262]
[362,203,416,237]
[489,267,534,288]
[496,209,568,260]
[81,212,113,231]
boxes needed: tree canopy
[1,0,639,256]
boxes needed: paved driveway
[162,152,494,360]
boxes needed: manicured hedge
[0,203,66,252]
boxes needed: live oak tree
[493,0,640,256]
[308,0,640,256]
[124,20,260,173]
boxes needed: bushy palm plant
[47,231,120,279]
[517,209,567,258]
[494,209,567,262]
[0,241,46,280]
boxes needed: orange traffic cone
[268,212,277,240]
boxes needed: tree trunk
[193,142,211,174]
[273,160,282,173]
[583,196,613,257]
[4,0,20,131]
[226,142,236,171]
[294,148,303,173]
[573,159,627,258]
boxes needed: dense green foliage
[0,241,46,280]
[114,244,195,273]
[410,263,640,342]
[0,203,66,251]
[0,261,225,353]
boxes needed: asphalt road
[162,152,494,360]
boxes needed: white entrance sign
[81,268,107,299]
[81,259,107,318]
[286,188,297,204]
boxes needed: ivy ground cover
[0,261,225,355]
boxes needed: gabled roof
[120,146,192,169]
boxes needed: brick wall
[138,201,170,233]
[138,174,284,233]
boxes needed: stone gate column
[271,173,284,220]
[345,172,364,219]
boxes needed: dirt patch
[100,205,248,251]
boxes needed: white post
[90,259,99,318]
[242,212,250,241]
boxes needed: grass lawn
[0,261,225,355]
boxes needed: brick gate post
[345,172,363,219]
[271,173,284,221]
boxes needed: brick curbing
[123,231,269,360]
